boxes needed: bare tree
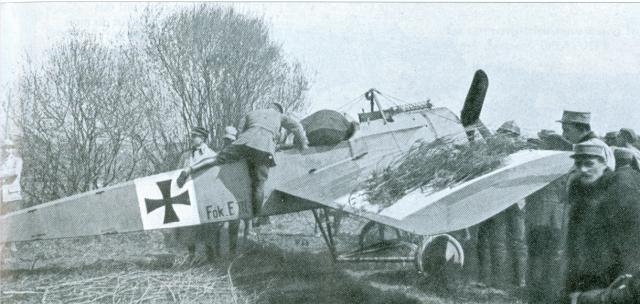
[11,5,312,204]
[13,30,147,204]
[136,5,310,150]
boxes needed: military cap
[619,128,637,143]
[571,143,606,159]
[190,127,209,139]
[557,110,591,125]
[224,126,237,141]
[496,120,521,136]
[271,102,284,114]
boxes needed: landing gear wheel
[414,234,464,277]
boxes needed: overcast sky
[2,2,640,137]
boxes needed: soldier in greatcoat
[562,143,640,304]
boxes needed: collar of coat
[569,169,616,195]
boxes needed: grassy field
[0,212,524,304]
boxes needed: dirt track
[0,213,524,303]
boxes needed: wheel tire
[414,234,464,277]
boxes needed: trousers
[477,204,528,288]
[212,144,271,217]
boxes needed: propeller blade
[461,69,489,127]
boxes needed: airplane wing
[0,162,252,243]
[271,149,573,236]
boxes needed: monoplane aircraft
[0,70,573,275]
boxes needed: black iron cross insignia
[145,180,190,224]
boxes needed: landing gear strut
[311,215,465,276]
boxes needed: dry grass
[1,213,526,304]
[364,136,534,207]
[0,232,255,304]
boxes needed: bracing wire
[337,94,366,111]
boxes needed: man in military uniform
[476,121,528,288]
[1,139,23,214]
[558,110,615,170]
[614,128,640,169]
[614,148,639,171]
[181,103,308,226]
[526,175,570,303]
[604,131,619,147]
[563,143,640,304]
[174,127,221,263]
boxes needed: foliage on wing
[364,136,538,207]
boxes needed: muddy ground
[0,212,524,303]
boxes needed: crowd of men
[474,110,640,304]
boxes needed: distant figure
[563,143,640,303]
[615,147,640,171]
[557,110,615,170]
[604,131,619,147]
[1,139,23,214]
[476,121,527,288]
[222,126,237,147]
[1,139,22,253]
[526,175,570,303]
[174,127,221,263]
[534,129,573,151]
[182,103,308,227]
[615,128,640,168]
[496,120,520,137]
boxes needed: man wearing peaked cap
[174,126,221,263]
[614,147,639,171]
[604,131,619,146]
[562,142,640,304]
[557,110,615,171]
[496,120,521,137]
[614,128,640,169]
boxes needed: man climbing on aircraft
[179,103,308,226]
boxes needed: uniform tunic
[213,108,308,217]
[232,108,308,165]
[185,143,217,167]
[174,143,220,259]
